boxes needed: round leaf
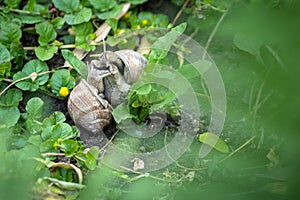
[25,97,44,119]
[51,123,73,140]
[89,0,116,11]
[0,106,20,128]
[35,21,57,46]
[65,8,92,25]
[13,60,49,91]
[35,45,58,61]
[43,111,66,127]
[52,0,81,13]
[0,44,11,64]
[0,88,22,106]
[61,139,79,157]
[50,69,75,96]
[97,5,123,20]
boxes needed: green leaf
[43,111,66,127]
[0,88,22,106]
[0,62,11,81]
[13,59,49,91]
[178,60,211,80]
[26,0,36,12]
[89,0,116,11]
[52,0,81,13]
[24,118,42,134]
[4,0,21,8]
[97,5,123,20]
[72,22,95,51]
[0,21,22,47]
[0,44,11,64]
[112,103,132,123]
[234,33,263,62]
[120,0,148,4]
[135,84,152,95]
[85,146,99,170]
[65,7,92,25]
[149,23,187,61]
[199,132,229,153]
[41,126,52,140]
[61,49,87,79]
[106,18,118,32]
[51,123,73,140]
[27,135,42,147]
[21,15,44,24]
[13,71,39,91]
[0,106,20,127]
[26,97,44,119]
[61,139,79,157]
[137,11,153,22]
[50,69,75,96]
[51,17,65,29]
[35,21,57,46]
[40,139,56,152]
[35,45,58,61]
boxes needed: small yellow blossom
[59,86,69,97]
[124,13,131,19]
[116,28,125,35]
[141,19,149,26]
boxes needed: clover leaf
[25,97,44,120]
[50,69,75,97]
[13,59,49,91]
[35,21,57,47]
[0,106,20,128]
[65,7,92,25]
[0,88,22,107]
[52,0,81,13]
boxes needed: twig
[99,130,119,153]
[201,12,226,60]
[265,45,286,69]
[0,6,41,15]
[219,136,256,163]
[119,166,180,183]
[172,0,190,25]
[23,44,77,51]
[0,70,55,96]
[47,162,83,184]
[41,152,65,157]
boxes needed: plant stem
[172,0,190,25]
[23,44,77,51]
[0,70,54,96]
[219,136,256,163]
[202,12,226,60]
[0,6,45,16]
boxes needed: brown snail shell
[114,50,148,84]
[67,49,147,147]
[68,79,113,134]
[101,50,148,107]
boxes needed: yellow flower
[59,86,69,97]
[116,28,125,34]
[124,13,131,19]
[141,19,149,26]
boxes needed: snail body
[67,49,147,147]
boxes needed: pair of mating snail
[67,50,148,147]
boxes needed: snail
[67,49,148,147]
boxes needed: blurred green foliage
[1,0,300,199]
